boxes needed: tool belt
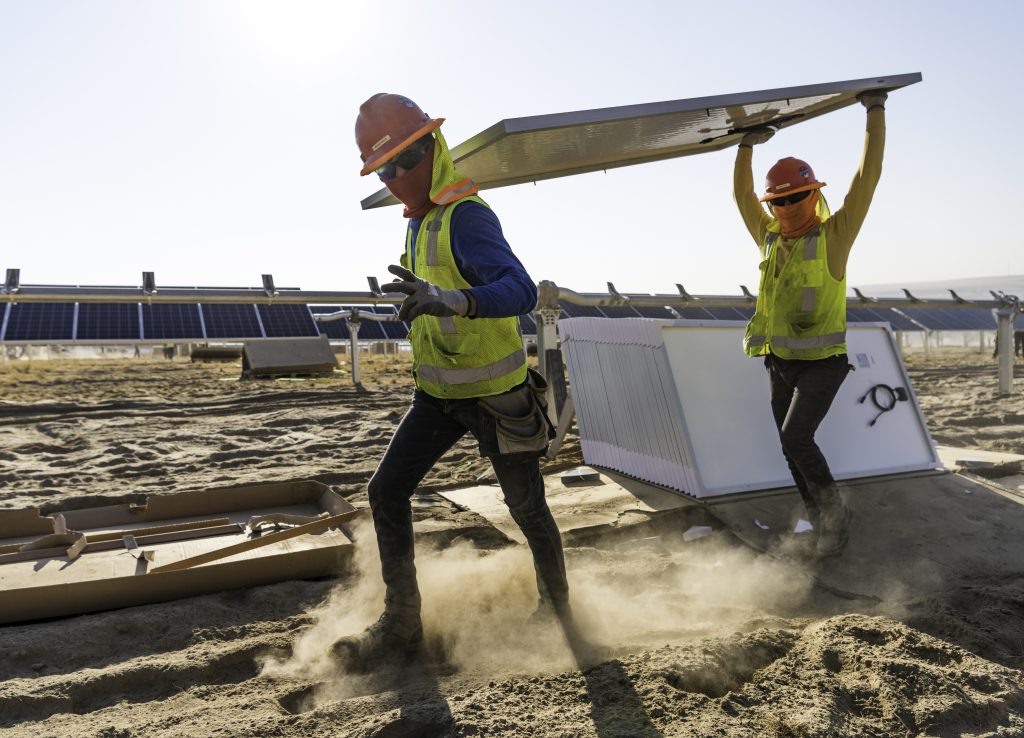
[476,368,555,462]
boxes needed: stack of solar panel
[559,317,696,493]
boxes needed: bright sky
[1,0,1021,297]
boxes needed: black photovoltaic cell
[3,303,75,341]
[519,314,537,335]
[356,320,387,340]
[201,304,263,339]
[634,306,677,319]
[257,304,320,337]
[899,307,995,331]
[559,301,603,318]
[702,307,751,321]
[142,304,206,339]
[597,305,642,318]
[676,307,714,320]
[76,303,141,340]
[370,305,410,339]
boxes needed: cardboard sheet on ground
[707,470,1024,601]
[0,480,358,624]
[439,467,692,544]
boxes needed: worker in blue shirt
[331,94,570,671]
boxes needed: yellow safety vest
[744,226,847,360]
[403,196,527,399]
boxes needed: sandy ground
[1,346,1023,737]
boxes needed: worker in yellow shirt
[733,90,887,557]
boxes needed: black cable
[857,384,909,426]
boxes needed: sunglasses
[375,135,433,181]
[769,190,812,207]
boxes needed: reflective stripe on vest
[416,348,526,386]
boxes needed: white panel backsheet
[560,318,940,498]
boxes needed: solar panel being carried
[362,73,921,210]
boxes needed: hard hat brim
[758,181,826,203]
[359,118,445,176]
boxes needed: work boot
[329,609,423,672]
[810,485,851,558]
[526,598,573,627]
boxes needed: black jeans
[366,388,568,616]
[765,354,851,504]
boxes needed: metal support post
[346,310,362,387]
[996,309,1014,395]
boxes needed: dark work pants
[366,389,568,617]
[766,354,850,507]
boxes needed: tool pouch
[477,368,555,462]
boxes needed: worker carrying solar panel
[732,89,889,558]
[330,93,570,671]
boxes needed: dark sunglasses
[375,134,433,181]
[769,190,811,207]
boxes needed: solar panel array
[0,300,1003,342]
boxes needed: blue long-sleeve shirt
[407,200,537,319]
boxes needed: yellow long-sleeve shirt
[733,107,886,280]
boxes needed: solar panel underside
[142,304,206,339]
[76,303,141,340]
[201,304,263,339]
[257,304,319,337]
[3,303,75,341]
[363,73,921,209]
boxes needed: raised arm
[734,129,775,255]
[825,92,888,279]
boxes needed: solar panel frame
[363,73,922,209]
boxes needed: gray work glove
[740,128,775,147]
[857,90,888,110]
[382,264,469,321]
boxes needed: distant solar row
[0,301,1001,342]
[0,303,322,342]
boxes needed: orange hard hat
[759,157,826,202]
[355,93,444,176]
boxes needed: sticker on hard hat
[799,166,810,179]
[371,135,391,152]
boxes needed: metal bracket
[3,269,20,295]
[607,282,629,305]
[261,274,278,298]
[740,285,757,303]
[901,288,923,303]
[367,276,383,297]
[676,283,696,302]
[853,287,877,304]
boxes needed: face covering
[384,140,436,219]
[772,189,821,238]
